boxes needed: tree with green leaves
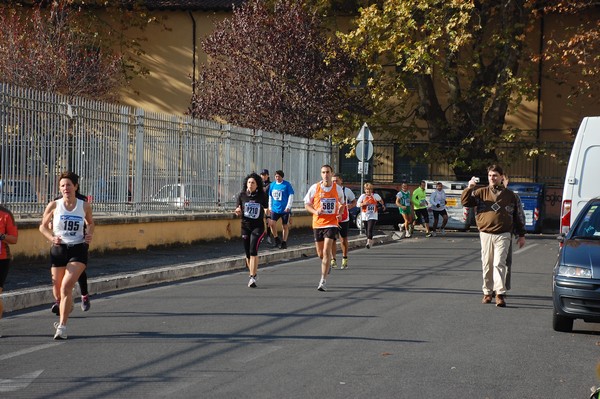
[339,0,600,178]
[189,0,364,137]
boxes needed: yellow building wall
[120,11,229,116]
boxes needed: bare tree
[190,0,363,137]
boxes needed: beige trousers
[479,231,511,295]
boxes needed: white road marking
[514,243,538,255]
[235,345,282,363]
[0,370,44,392]
[0,343,61,361]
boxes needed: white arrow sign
[356,122,374,141]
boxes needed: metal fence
[0,83,333,217]
[339,140,573,187]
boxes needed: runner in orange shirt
[303,165,344,292]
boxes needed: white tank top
[53,198,86,244]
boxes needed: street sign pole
[356,122,374,236]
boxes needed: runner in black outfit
[234,173,269,288]
[260,169,273,245]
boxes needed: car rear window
[573,203,600,237]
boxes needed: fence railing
[339,140,572,187]
[0,83,333,217]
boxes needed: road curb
[4,233,396,313]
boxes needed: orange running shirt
[305,182,342,229]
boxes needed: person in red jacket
[0,204,18,337]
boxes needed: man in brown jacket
[461,165,526,307]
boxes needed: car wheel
[552,313,574,332]
[355,214,363,230]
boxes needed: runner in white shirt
[39,171,94,340]
[429,182,448,235]
[330,174,356,270]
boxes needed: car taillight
[560,200,571,235]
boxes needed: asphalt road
[1,231,599,399]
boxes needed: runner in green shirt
[412,180,432,237]
[395,182,414,238]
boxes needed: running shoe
[426,232,433,238]
[274,237,281,248]
[330,258,337,269]
[441,228,446,235]
[317,280,327,292]
[81,295,90,312]
[280,241,287,249]
[366,243,371,249]
[54,323,67,340]
[51,302,60,316]
[341,258,348,269]
[248,276,257,288]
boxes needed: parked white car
[151,183,216,208]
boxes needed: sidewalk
[4,227,395,313]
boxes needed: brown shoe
[482,294,493,304]
[495,294,506,307]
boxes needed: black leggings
[0,259,10,289]
[365,219,377,239]
[242,226,265,258]
[78,271,88,296]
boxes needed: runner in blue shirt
[268,170,295,249]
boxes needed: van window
[580,146,600,198]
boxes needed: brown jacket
[461,185,526,236]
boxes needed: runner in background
[330,174,356,269]
[429,182,448,236]
[268,170,294,249]
[396,182,414,238]
[356,182,385,249]
[260,169,273,245]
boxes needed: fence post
[133,108,145,211]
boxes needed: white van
[425,180,473,231]
[560,116,600,234]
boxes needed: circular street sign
[355,141,374,161]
